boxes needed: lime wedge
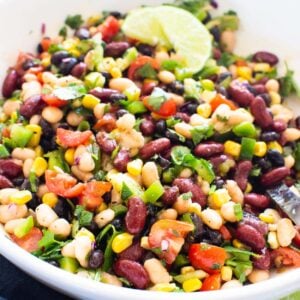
[122,6,212,74]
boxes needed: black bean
[202,11,212,24]
[202,226,223,246]
[109,93,126,103]
[111,218,124,231]
[39,119,55,138]
[20,179,31,190]
[190,213,203,242]
[260,131,280,142]
[53,198,72,222]
[259,93,271,106]
[75,27,90,40]
[88,250,104,269]
[210,26,220,42]
[136,44,154,56]
[22,59,38,71]
[116,109,129,118]
[101,71,112,83]
[57,123,70,130]
[27,194,41,210]
[217,72,232,84]
[103,191,112,204]
[214,177,225,189]
[47,260,59,267]
[37,43,43,54]
[51,51,70,67]
[166,130,180,143]
[168,81,184,95]
[156,155,171,169]
[210,0,218,8]
[40,137,57,152]
[86,221,100,236]
[147,204,159,217]
[109,11,122,19]
[12,177,25,187]
[155,120,167,135]
[216,86,228,98]
[184,139,194,149]
[186,102,198,114]
[257,158,272,172]
[246,84,257,96]
[59,57,78,75]
[266,150,285,167]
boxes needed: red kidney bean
[209,154,230,171]
[96,132,117,154]
[261,167,290,187]
[71,62,87,78]
[162,186,179,206]
[175,112,190,123]
[252,84,266,95]
[118,242,145,262]
[242,212,268,235]
[20,95,46,119]
[89,88,119,102]
[253,248,271,270]
[104,42,130,58]
[0,159,22,178]
[141,81,157,96]
[139,138,171,160]
[213,48,222,60]
[228,80,255,106]
[272,120,287,133]
[113,150,130,172]
[236,224,265,251]
[96,113,116,132]
[252,51,279,66]
[173,178,206,207]
[250,96,273,129]
[140,119,155,136]
[194,142,224,158]
[2,69,19,98]
[113,259,149,289]
[244,193,270,209]
[234,160,252,191]
[0,175,13,188]
[125,197,147,235]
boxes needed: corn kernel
[10,190,32,205]
[269,91,281,105]
[150,283,177,292]
[224,141,241,158]
[259,213,274,224]
[188,203,202,217]
[267,141,283,153]
[237,66,252,81]
[201,79,215,91]
[197,103,212,118]
[97,202,107,213]
[208,188,231,209]
[112,233,134,253]
[245,183,252,194]
[140,236,150,249]
[201,90,217,103]
[31,157,48,177]
[42,192,58,208]
[75,228,95,241]
[102,57,116,72]
[82,94,100,110]
[254,141,267,157]
[26,124,42,147]
[127,159,143,176]
[268,231,279,249]
[232,239,247,249]
[182,278,202,292]
[35,146,43,157]
[253,63,271,73]
[221,266,233,282]
[110,67,122,79]
[65,148,75,165]
[41,56,51,68]
[181,266,195,275]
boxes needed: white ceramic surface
[0,0,299,299]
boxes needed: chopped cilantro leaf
[74,205,93,227]
[147,88,168,111]
[161,59,183,71]
[190,124,214,145]
[53,85,86,100]
[136,63,157,79]
[65,14,84,29]
[233,203,243,221]
[59,26,68,38]
[279,63,300,97]
[181,192,193,200]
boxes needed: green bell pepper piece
[10,125,33,147]
[13,216,34,238]
[45,149,70,173]
[240,137,256,160]
[233,122,256,138]
[144,180,164,203]
[59,257,79,273]
[111,204,127,216]
[0,144,9,158]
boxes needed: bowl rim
[0,232,299,300]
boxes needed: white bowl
[0,0,299,299]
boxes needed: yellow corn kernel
[31,157,48,177]
[208,188,231,209]
[237,66,252,81]
[82,94,100,110]
[110,67,122,79]
[182,278,202,293]
[112,233,133,253]
[11,111,18,121]
[267,141,283,153]
[221,266,233,282]
[75,228,95,242]
[201,90,217,103]
[150,283,177,292]
[140,236,150,249]
[35,146,43,157]
[102,57,116,72]
[232,239,247,249]
[65,148,75,165]
[0,113,8,123]
[259,213,274,224]
[127,159,143,176]
[181,266,195,275]
[41,56,51,68]
[245,183,252,194]
[97,202,107,213]
[42,192,58,208]
[224,141,241,158]
[10,190,32,205]
[26,124,42,147]
[253,63,271,73]
[197,103,212,118]
[201,79,215,91]
[268,231,279,249]
[269,91,281,105]
[254,142,267,157]
[188,203,202,217]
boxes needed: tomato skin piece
[56,128,93,148]
[128,56,160,80]
[201,274,221,291]
[219,225,232,240]
[98,16,120,42]
[210,94,237,112]
[11,227,43,253]
[271,247,300,267]
[42,94,68,107]
[189,243,227,274]
[143,97,177,117]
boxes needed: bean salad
[0,0,300,293]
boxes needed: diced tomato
[128,56,160,81]
[219,225,232,240]
[42,94,68,107]
[235,60,247,67]
[79,181,112,210]
[93,113,117,132]
[45,170,85,198]
[210,94,237,112]
[2,127,10,138]
[148,219,194,264]
[189,243,227,274]
[56,128,93,148]
[11,227,43,253]
[143,97,177,117]
[271,247,300,267]
[41,37,52,52]
[98,16,120,42]
[201,274,221,291]
[141,80,157,96]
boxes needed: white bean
[4,218,26,234]
[265,79,279,93]
[142,162,159,188]
[0,204,28,224]
[78,152,95,173]
[169,93,184,106]
[116,113,136,131]
[71,165,93,182]
[268,231,279,249]
[144,258,172,284]
[201,208,223,230]
[264,208,281,223]
[174,122,192,138]
[49,218,71,239]
[158,209,178,220]
[66,111,84,127]
[61,240,76,258]
[116,129,145,149]
[0,188,18,205]
[35,204,58,227]
[94,208,115,228]
[93,103,107,119]
[221,279,243,289]
[220,202,238,222]
[23,158,34,178]
[74,145,87,161]
[179,168,193,179]
[3,100,21,117]
[221,30,236,53]
[36,184,49,198]
[226,180,244,205]
[248,269,270,283]
[23,73,37,82]
[21,81,42,100]
[109,78,135,92]
[29,114,41,125]
[158,70,175,84]
[74,236,93,268]
[282,128,300,142]
[42,72,58,85]
[277,218,296,247]
[284,155,295,169]
[42,106,63,124]
[173,195,192,215]
[11,148,36,161]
